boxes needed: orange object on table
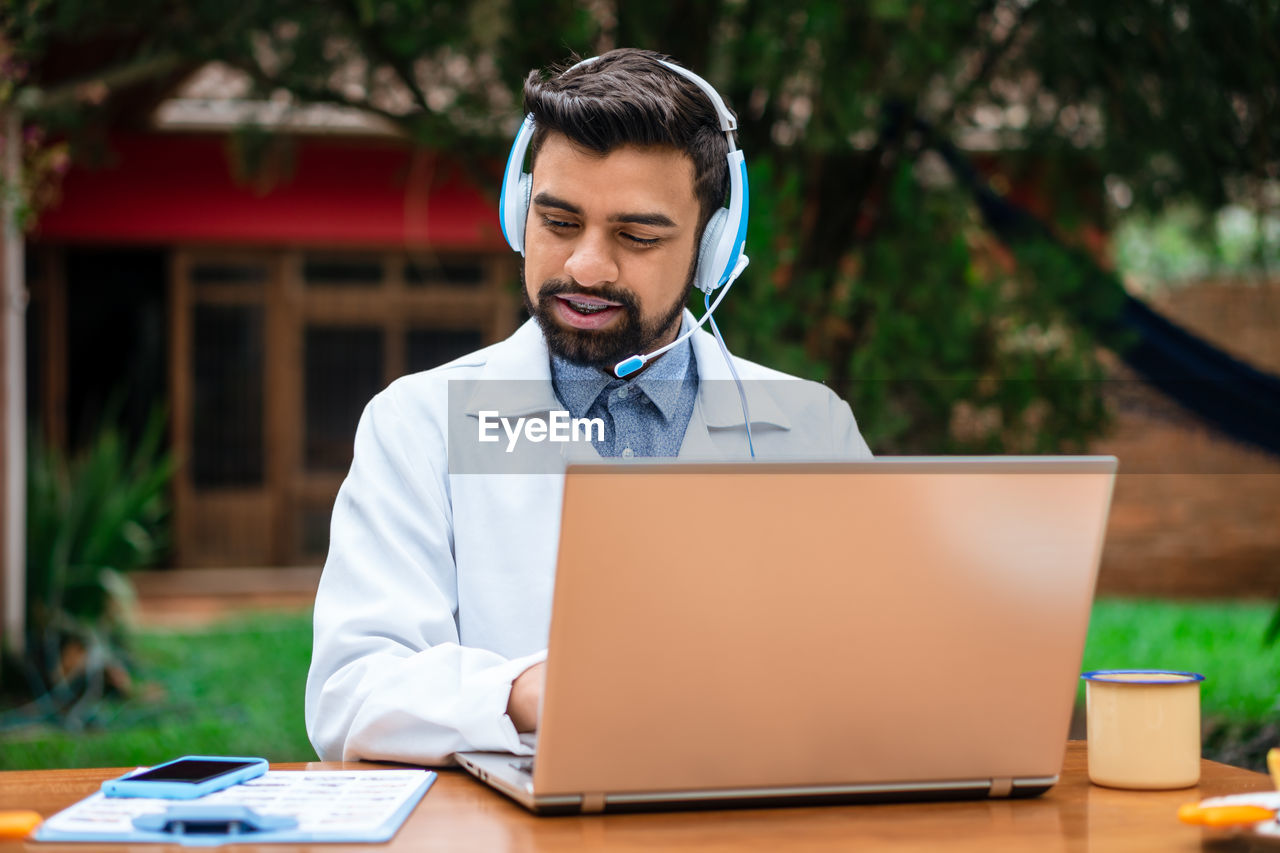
[0,810,43,839]
[1178,802,1276,828]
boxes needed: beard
[522,268,691,371]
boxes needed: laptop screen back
[534,458,1116,797]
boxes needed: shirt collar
[630,325,693,422]
[549,356,613,420]
[550,315,695,422]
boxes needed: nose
[563,228,618,288]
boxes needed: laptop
[457,457,1117,814]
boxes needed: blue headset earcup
[694,209,730,295]
[500,114,537,253]
[517,173,532,250]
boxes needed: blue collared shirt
[549,321,698,458]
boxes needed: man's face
[522,132,702,370]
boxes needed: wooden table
[0,743,1271,851]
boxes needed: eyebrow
[532,192,677,229]
[612,211,677,228]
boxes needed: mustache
[537,278,639,311]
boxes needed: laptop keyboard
[509,759,535,777]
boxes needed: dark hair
[522,48,734,233]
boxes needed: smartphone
[101,756,268,799]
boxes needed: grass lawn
[1081,599,1280,720]
[1,598,1277,771]
[0,612,316,770]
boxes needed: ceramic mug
[1081,669,1205,790]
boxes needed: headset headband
[584,56,739,142]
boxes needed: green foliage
[1115,203,1280,288]
[723,153,1117,452]
[7,410,173,729]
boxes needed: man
[305,49,871,766]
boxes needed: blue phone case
[101,755,269,799]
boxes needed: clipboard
[33,769,436,846]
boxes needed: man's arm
[304,385,544,764]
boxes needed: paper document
[35,769,436,845]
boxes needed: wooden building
[28,129,518,568]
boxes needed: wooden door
[171,250,282,567]
[173,248,517,568]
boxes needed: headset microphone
[613,255,748,378]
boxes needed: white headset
[499,55,750,303]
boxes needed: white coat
[304,314,872,764]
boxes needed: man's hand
[506,661,545,733]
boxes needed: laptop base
[457,751,1055,816]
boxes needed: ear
[693,209,729,295]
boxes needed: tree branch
[234,58,416,135]
[333,0,435,117]
[934,0,1039,134]
[16,53,186,114]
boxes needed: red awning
[33,133,506,250]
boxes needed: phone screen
[127,759,257,784]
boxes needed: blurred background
[0,0,1276,770]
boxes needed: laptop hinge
[988,777,1013,798]
[580,792,606,814]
